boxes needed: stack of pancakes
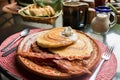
[17,27,100,79]
[36,27,93,60]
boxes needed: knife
[0,66,23,80]
[2,46,17,57]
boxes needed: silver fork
[89,46,114,80]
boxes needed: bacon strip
[17,51,91,75]
[17,52,61,60]
[53,60,91,75]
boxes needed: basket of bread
[18,0,62,24]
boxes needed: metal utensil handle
[89,59,105,80]
[1,35,21,52]
[2,46,17,57]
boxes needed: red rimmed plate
[0,29,117,80]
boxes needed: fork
[89,46,114,80]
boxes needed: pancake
[36,27,77,48]
[49,31,93,60]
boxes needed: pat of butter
[62,27,73,37]
[61,27,78,41]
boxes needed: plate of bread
[16,27,101,79]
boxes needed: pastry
[22,4,55,17]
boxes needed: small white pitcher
[91,6,117,34]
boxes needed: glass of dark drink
[62,1,88,30]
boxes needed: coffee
[63,1,88,30]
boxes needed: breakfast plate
[0,28,117,80]
[16,27,101,79]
